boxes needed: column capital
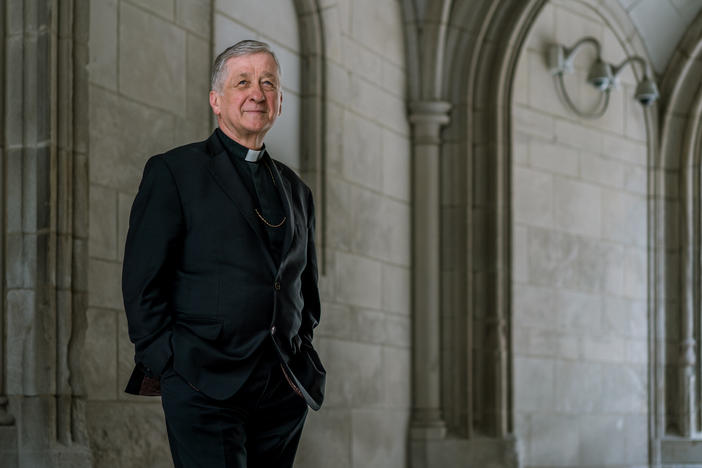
[409,100,452,125]
[409,101,451,145]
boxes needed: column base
[410,436,521,468]
[410,423,447,440]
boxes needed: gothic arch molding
[292,0,327,266]
[1,0,92,465]
[656,9,702,462]
[404,0,658,465]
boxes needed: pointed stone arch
[293,0,327,266]
[403,0,658,465]
[656,10,702,463]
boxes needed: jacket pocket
[304,345,326,376]
[174,315,223,341]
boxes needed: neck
[218,123,265,150]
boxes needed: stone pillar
[1,0,91,465]
[409,100,451,439]
[679,142,697,438]
[0,0,14,430]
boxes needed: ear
[209,90,220,116]
[278,90,283,116]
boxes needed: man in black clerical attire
[122,40,325,468]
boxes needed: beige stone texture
[88,0,117,90]
[317,337,384,408]
[342,112,383,190]
[213,13,257,54]
[513,105,555,140]
[513,357,555,412]
[296,409,352,468]
[553,176,602,237]
[82,308,117,399]
[513,3,651,466]
[215,0,298,51]
[579,151,625,188]
[176,0,210,37]
[351,409,409,468]
[382,346,410,408]
[381,129,411,202]
[5,290,35,395]
[528,413,579,465]
[119,2,186,114]
[89,87,176,192]
[89,184,117,260]
[88,258,123,310]
[128,0,175,21]
[350,0,404,65]
[529,140,579,177]
[86,402,170,468]
[381,264,410,315]
[513,167,553,228]
[554,119,604,153]
[333,251,383,309]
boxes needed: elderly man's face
[209,52,282,147]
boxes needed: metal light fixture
[548,37,658,119]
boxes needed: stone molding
[402,1,546,466]
[404,0,657,466]
[0,0,11,431]
[408,99,451,441]
[658,9,702,456]
[1,0,91,465]
[294,0,327,273]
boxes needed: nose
[250,84,265,102]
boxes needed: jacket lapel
[263,152,294,260]
[206,136,276,270]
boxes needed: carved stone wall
[1,0,92,466]
[656,9,702,465]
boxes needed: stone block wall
[296,1,412,467]
[511,1,649,466]
[85,0,211,466]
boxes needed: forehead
[224,52,279,78]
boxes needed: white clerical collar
[245,148,263,162]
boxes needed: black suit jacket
[122,130,325,410]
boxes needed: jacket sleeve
[298,189,321,347]
[122,155,184,377]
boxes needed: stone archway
[402,0,658,466]
[656,9,702,463]
[402,2,548,466]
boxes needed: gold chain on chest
[254,159,287,228]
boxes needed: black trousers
[160,349,309,468]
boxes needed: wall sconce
[547,37,659,119]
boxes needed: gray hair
[211,40,282,92]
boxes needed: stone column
[679,146,697,438]
[1,0,91,465]
[0,0,13,430]
[409,100,451,439]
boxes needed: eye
[262,80,276,88]
[236,80,248,86]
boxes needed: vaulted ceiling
[618,0,702,73]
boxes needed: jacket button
[271,326,276,335]
[274,281,281,290]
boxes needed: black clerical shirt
[215,128,287,265]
